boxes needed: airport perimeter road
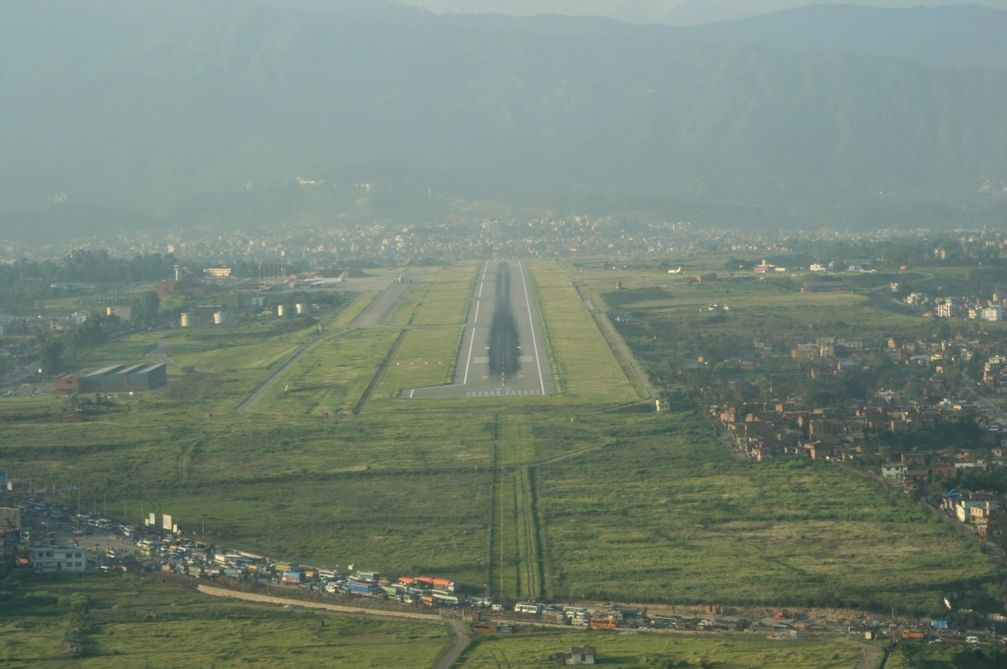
[574,281,655,400]
[410,259,556,399]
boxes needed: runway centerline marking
[473,300,481,324]
[462,327,477,385]
[518,260,546,395]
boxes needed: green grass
[2,259,999,623]
[329,290,379,329]
[249,329,399,416]
[886,642,1007,668]
[532,262,637,403]
[410,261,479,326]
[534,410,996,613]
[0,574,449,668]
[373,326,461,399]
[458,630,866,668]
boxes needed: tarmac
[409,259,556,399]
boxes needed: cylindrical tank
[213,311,224,325]
[295,303,305,315]
[277,305,286,317]
[180,312,190,328]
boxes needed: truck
[345,581,376,596]
[590,617,617,630]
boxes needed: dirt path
[434,618,471,669]
[837,637,885,669]
[198,585,471,669]
[197,584,441,623]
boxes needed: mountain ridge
[1,2,1006,238]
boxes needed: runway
[409,259,556,399]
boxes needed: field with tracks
[1,259,997,616]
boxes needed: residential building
[28,545,87,573]
[882,464,908,481]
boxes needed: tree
[129,291,160,323]
[37,337,64,374]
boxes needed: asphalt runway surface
[409,259,555,399]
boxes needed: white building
[204,265,232,278]
[982,305,1004,322]
[29,545,87,573]
[881,464,907,481]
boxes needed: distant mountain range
[2,1,1007,242]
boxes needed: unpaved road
[197,584,441,623]
[197,585,471,668]
[435,618,470,669]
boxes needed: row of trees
[1,251,176,311]
[36,313,126,374]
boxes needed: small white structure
[881,463,907,481]
[179,312,190,328]
[277,305,286,317]
[29,545,87,573]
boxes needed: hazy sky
[400,1,1007,25]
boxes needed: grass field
[410,261,480,327]
[1,260,999,624]
[328,290,379,329]
[532,262,637,403]
[373,326,461,399]
[0,574,449,668]
[886,643,1007,669]
[535,409,995,613]
[249,328,399,416]
[457,630,866,668]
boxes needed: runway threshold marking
[518,261,547,395]
[463,327,477,385]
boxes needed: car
[966,635,980,645]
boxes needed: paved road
[352,281,410,329]
[411,259,555,399]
